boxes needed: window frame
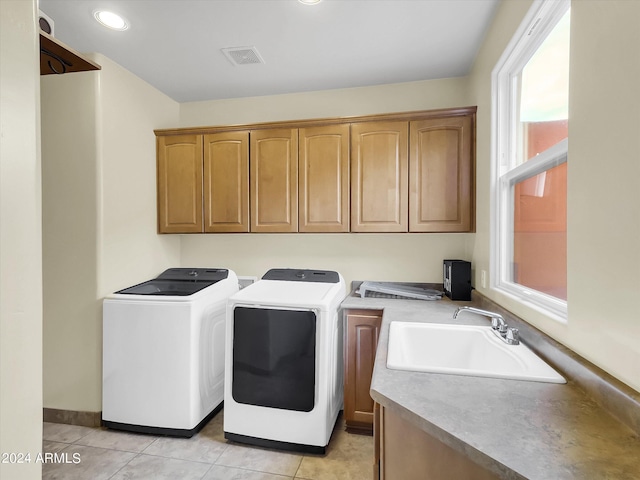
[490,0,570,322]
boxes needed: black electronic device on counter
[443,260,472,301]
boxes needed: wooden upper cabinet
[299,125,350,232]
[155,107,476,235]
[250,129,298,232]
[157,134,203,233]
[351,121,409,232]
[410,115,474,232]
[203,132,249,233]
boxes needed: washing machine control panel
[157,268,229,282]
[262,268,340,283]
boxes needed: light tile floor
[43,411,373,480]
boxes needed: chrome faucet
[453,306,520,345]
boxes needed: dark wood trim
[43,408,102,427]
[154,106,478,137]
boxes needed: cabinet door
[250,129,298,232]
[409,115,474,232]
[203,132,249,233]
[344,309,382,432]
[299,125,350,232]
[157,134,203,233]
[380,407,499,480]
[351,122,408,232]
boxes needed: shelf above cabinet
[40,31,101,75]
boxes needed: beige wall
[0,1,43,479]
[94,52,181,296]
[468,0,640,392]
[42,71,102,411]
[180,77,470,127]
[13,0,638,437]
[181,233,474,289]
[179,78,473,287]
[41,55,180,412]
[565,0,639,391]
[182,15,640,393]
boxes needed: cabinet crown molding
[154,106,477,137]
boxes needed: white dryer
[224,268,346,453]
[103,268,238,437]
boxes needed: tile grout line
[104,449,222,480]
[293,454,305,480]
[44,421,374,480]
[198,462,216,480]
[138,435,159,455]
[130,450,221,466]
[72,434,160,455]
[43,422,98,445]
[43,442,137,480]
[134,435,231,465]
[106,451,141,480]
[211,458,299,479]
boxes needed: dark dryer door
[232,306,316,412]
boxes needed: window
[491,0,570,321]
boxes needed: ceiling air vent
[221,46,265,66]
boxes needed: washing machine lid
[115,268,229,296]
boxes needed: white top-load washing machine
[224,268,347,454]
[103,268,238,437]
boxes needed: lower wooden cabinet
[344,309,382,433]
[375,404,500,480]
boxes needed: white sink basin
[387,322,566,384]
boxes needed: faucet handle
[491,316,507,332]
[506,328,520,345]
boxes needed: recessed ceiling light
[298,0,322,5]
[94,10,128,31]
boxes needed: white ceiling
[39,0,500,103]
